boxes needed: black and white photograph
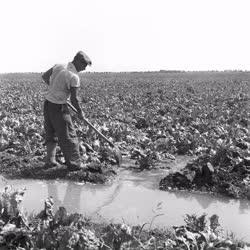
[0,0,249,248]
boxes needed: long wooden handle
[66,101,115,147]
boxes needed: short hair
[74,51,92,66]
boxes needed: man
[42,51,92,171]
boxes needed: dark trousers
[43,100,81,168]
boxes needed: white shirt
[45,62,80,104]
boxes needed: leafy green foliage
[1,72,249,164]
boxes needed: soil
[159,148,250,200]
[1,148,250,201]
[0,152,117,184]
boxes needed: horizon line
[0,69,250,74]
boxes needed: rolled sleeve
[70,75,80,88]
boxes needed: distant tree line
[159,70,185,73]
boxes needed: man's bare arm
[42,67,53,85]
[70,87,84,119]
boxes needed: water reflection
[120,169,234,211]
[239,199,250,214]
[172,190,231,210]
[63,182,83,212]
[172,190,250,212]
[46,180,124,215]
[92,183,123,215]
[47,181,62,210]
[46,178,250,216]
[47,181,83,212]
[1,164,250,242]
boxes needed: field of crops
[0,72,250,189]
[0,71,249,195]
[0,71,250,249]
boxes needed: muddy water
[1,157,250,242]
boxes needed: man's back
[45,63,80,104]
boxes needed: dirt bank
[159,146,250,200]
[0,152,117,184]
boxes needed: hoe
[67,101,122,167]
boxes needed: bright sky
[1,0,250,72]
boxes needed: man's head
[73,51,92,72]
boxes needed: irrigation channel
[1,156,250,242]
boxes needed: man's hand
[70,87,85,119]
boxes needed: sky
[0,0,250,72]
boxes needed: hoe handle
[66,101,115,147]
